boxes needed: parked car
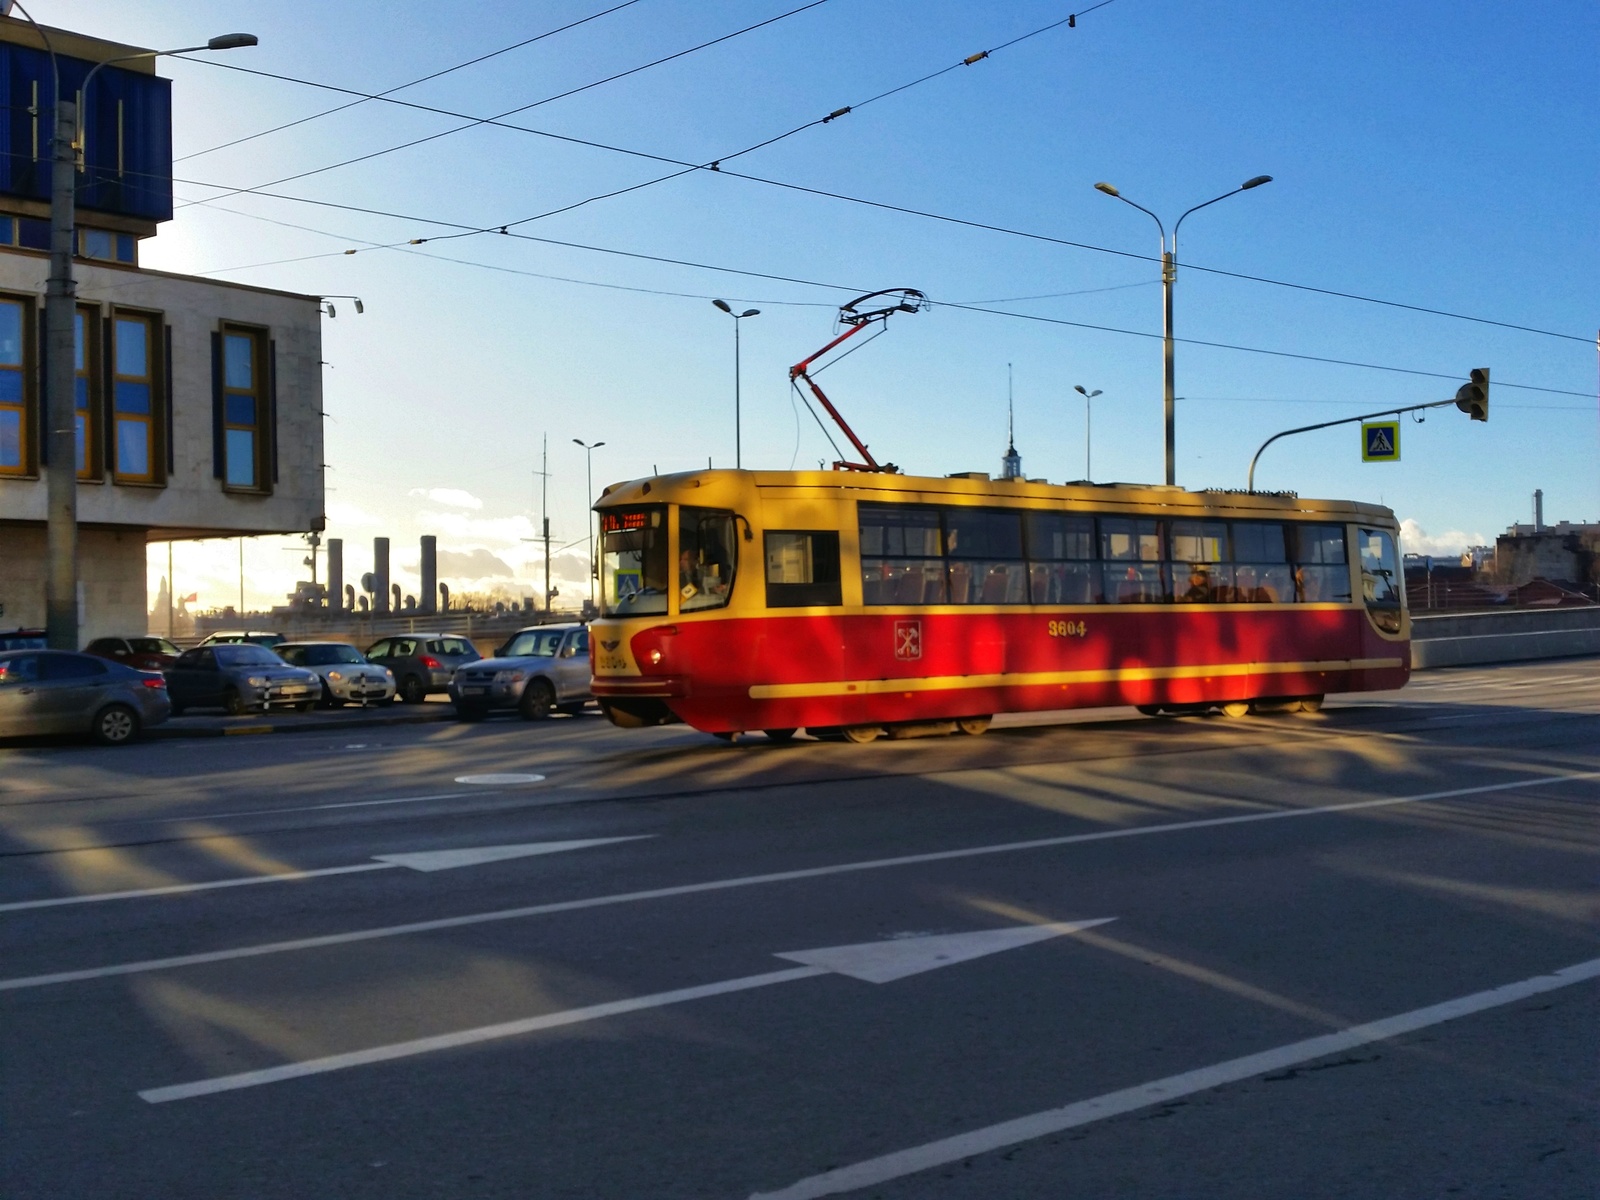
[195,630,287,649]
[85,635,182,672]
[363,634,481,704]
[0,649,170,744]
[163,643,322,715]
[276,642,396,706]
[0,628,47,652]
[448,624,592,720]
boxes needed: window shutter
[210,331,223,478]
[35,314,46,468]
[101,315,114,476]
[163,324,174,475]
[268,338,278,484]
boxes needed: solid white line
[749,958,1600,1200]
[5,768,1597,993]
[140,966,825,1103]
[0,863,392,912]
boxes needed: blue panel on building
[0,45,172,222]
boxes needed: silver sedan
[0,650,171,745]
[276,642,396,706]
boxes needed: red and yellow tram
[588,468,1409,741]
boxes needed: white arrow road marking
[0,838,652,913]
[777,920,1114,983]
[6,768,1596,992]
[370,837,650,872]
[138,922,1109,1103]
[749,956,1600,1200]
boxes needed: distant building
[1493,519,1599,591]
[0,17,323,640]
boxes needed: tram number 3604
[1047,619,1088,639]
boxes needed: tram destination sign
[1361,421,1400,463]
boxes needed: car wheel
[318,682,341,708]
[223,689,250,716]
[519,679,556,720]
[295,700,317,713]
[92,704,140,746]
[399,675,426,704]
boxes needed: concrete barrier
[1411,608,1600,669]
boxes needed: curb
[148,707,457,739]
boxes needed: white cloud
[1400,518,1486,557]
[416,509,535,547]
[407,487,483,510]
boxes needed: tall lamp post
[711,299,759,468]
[9,2,258,649]
[1073,385,1103,480]
[572,438,605,608]
[1093,175,1271,488]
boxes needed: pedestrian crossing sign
[1362,421,1400,462]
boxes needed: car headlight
[247,675,266,687]
[384,668,394,678]
[328,670,343,681]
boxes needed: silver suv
[448,624,591,720]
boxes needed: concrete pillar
[374,537,390,614]
[327,539,344,613]
[419,535,438,615]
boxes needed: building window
[0,296,30,475]
[76,228,137,264]
[221,326,267,490]
[112,312,158,482]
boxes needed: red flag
[182,593,198,604]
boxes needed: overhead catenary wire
[174,0,648,163]
[176,0,835,212]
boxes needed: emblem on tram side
[894,619,922,661]
[601,640,620,651]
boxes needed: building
[0,18,322,641]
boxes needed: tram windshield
[602,506,669,615]
[1359,527,1403,632]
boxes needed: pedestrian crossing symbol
[1362,421,1400,463]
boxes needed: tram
[588,468,1409,740]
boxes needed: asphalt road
[2,659,1597,1199]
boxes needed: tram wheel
[1136,705,1164,717]
[955,716,991,736]
[1296,695,1325,714]
[711,731,741,742]
[840,725,883,744]
[1219,701,1252,718]
[764,728,797,742]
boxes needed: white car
[275,642,396,707]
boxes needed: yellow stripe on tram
[747,658,1405,701]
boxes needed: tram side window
[601,506,669,616]
[1101,517,1170,603]
[860,504,947,605]
[1025,512,1098,604]
[765,531,842,607]
[1171,520,1228,603]
[1229,521,1291,603]
[1359,527,1403,632]
[944,508,1027,604]
[680,507,738,612]
[1289,523,1352,603]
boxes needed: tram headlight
[648,649,663,665]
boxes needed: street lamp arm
[1101,189,1166,240]
[1173,176,1272,244]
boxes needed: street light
[9,0,259,649]
[572,438,605,608]
[1073,385,1103,481]
[1093,175,1271,488]
[320,295,365,318]
[711,299,759,468]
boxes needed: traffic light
[1455,368,1489,422]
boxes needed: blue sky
[53,0,1598,611]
